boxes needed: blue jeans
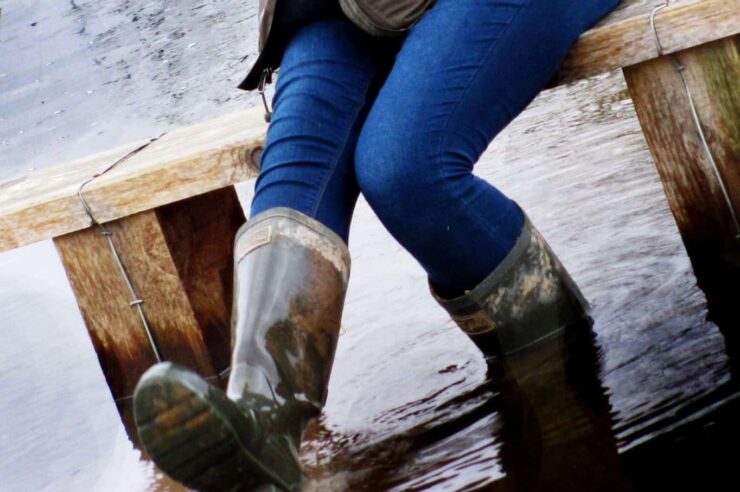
[251,0,618,296]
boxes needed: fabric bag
[339,0,436,36]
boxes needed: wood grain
[623,35,740,329]
[1,108,264,252]
[54,222,161,402]
[53,187,245,402]
[157,187,246,377]
[560,0,740,84]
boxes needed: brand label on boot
[453,311,496,335]
[236,225,272,261]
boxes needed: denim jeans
[250,0,619,296]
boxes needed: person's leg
[355,0,618,298]
[134,18,398,492]
[250,17,396,242]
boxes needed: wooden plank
[623,36,740,331]
[54,221,161,402]
[559,0,740,84]
[53,187,245,401]
[0,108,264,253]
[597,0,664,24]
[156,187,245,375]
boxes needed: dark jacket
[238,0,341,91]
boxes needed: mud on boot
[429,209,588,358]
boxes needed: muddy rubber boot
[430,215,637,489]
[429,212,588,357]
[133,207,351,492]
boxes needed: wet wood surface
[53,187,244,407]
[2,0,738,253]
[623,35,740,333]
[0,109,264,252]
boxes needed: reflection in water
[301,320,634,491]
[302,361,503,490]
[495,320,630,492]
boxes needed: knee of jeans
[355,127,442,218]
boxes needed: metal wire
[649,2,670,57]
[77,134,166,363]
[650,2,740,240]
[258,68,274,123]
[77,133,236,403]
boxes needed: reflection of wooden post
[623,36,740,332]
[54,187,245,428]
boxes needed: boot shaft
[431,213,587,356]
[227,208,351,410]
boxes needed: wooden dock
[0,0,738,418]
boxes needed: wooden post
[54,187,245,433]
[623,36,740,338]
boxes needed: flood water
[1,1,738,491]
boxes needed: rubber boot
[133,207,351,492]
[430,213,635,489]
[429,211,588,357]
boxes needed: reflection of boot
[431,212,633,490]
[133,208,351,491]
[494,320,632,492]
[430,212,587,357]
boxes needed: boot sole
[133,362,292,492]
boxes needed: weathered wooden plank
[54,222,161,401]
[600,0,664,24]
[623,36,740,330]
[0,108,264,253]
[156,187,245,375]
[559,0,740,84]
[54,213,214,401]
[53,187,245,402]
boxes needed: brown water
[1,1,738,491]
